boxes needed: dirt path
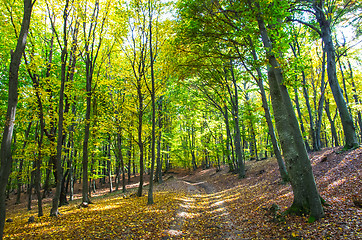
[162,169,244,239]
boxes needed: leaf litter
[3,147,361,239]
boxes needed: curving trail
[162,168,244,240]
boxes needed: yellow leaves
[4,191,180,239]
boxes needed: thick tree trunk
[253,1,324,219]
[0,1,33,237]
[314,2,358,149]
[251,57,288,182]
[268,67,324,219]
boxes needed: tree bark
[248,50,288,181]
[313,1,358,149]
[16,121,32,204]
[324,100,339,147]
[229,61,245,178]
[0,0,33,237]
[50,0,70,217]
[252,0,324,219]
[117,133,126,193]
[148,1,156,204]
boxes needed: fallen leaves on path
[4,192,181,239]
[3,147,361,239]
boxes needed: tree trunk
[294,88,311,152]
[229,61,245,178]
[137,81,144,197]
[347,60,362,142]
[314,2,358,149]
[249,49,288,181]
[324,100,339,147]
[128,138,132,183]
[16,121,32,204]
[314,49,327,151]
[253,1,324,219]
[156,130,163,183]
[50,0,70,217]
[82,52,92,204]
[0,0,33,237]
[35,122,43,217]
[28,163,35,211]
[107,142,113,193]
[148,3,156,204]
[117,133,126,193]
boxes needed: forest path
[163,168,244,239]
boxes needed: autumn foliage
[2,147,361,239]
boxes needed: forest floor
[3,146,362,239]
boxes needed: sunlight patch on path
[163,177,244,239]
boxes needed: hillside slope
[3,147,361,239]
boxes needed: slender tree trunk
[50,0,70,217]
[301,71,316,151]
[229,61,245,178]
[294,88,311,151]
[35,121,43,217]
[156,130,162,183]
[338,61,349,106]
[325,100,339,147]
[137,84,144,197]
[69,148,75,201]
[314,49,327,151]
[0,1,33,236]
[107,141,113,193]
[347,60,362,142]
[128,137,132,183]
[28,162,35,211]
[314,2,358,149]
[290,42,315,151]
[191,125,197,170]
[82,53,92,204]
[16,121,32,204]
[223,106,235,171]
[42,157,52,198]
[148,2,156,204]
[117,133,126,193]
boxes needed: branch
[287,17,322,36]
